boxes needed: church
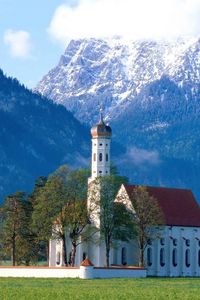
[49,112,200,277]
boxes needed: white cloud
[48,0,200,45]
[126,147,161,166]
[116,147,161,167]
[4,30,32,58]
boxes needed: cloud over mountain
[48,0,200,45]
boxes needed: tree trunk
[62,235,68,266]
[12,233,16,266]
[71,241,77,267]
[46,242,49,265]
[139,246,144,267]
[106,244,110,267]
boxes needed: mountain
[36,37,200,124]
[0,69,91,204]
[36,37,200,201]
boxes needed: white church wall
[93,267,146,278]
[0,266,146,279]
[112,240,139,266]
[0,266,79,278]
[145,226,200,277]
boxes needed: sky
[0,0,200,88]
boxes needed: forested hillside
[0,69,90,204]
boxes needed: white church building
[49,112,200,277]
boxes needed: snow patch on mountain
[35,37,200,124]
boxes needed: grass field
[0,277,200,300]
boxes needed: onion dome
[91,110,112,138]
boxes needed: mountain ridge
[36,37,200,124]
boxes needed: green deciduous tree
[130,186,164,267]
[52,168,91,266]
[0,192,34,265]
[32,167,70,265]
[32,165,91,266]
[90,175,135,267]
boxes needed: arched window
[93,153,96,162]
[185,249,190,267]
[185,239,190,247]
[56,252,61,265]
[99,153,103,161]
[173,239,178,246]
[121,247,127,265]
[106,153,109,161]
[172,248,177,267]
[83,252,86,261]
[160,238,165,246]
[160,248,165,267]
[147,248,152,266]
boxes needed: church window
[99,153,103,161]
[160,248,165,267]
[93,153,96,161]
[185,239,190,247]
[99,171,102,174]
[99,143,103,146]
[173,239,178,246]
[160,238,165,246]
[185,249,190,267]
[106,154,109,161]
[172,248,177,267]
[147,248,152,266]
[199,241,200,247]
[121,247,127,265]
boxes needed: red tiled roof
[124,184,200,227]
[80,259,94,267]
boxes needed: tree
[32,166,91,266]
[28,176,48,263]
[130,186,164,267]
[31,168,69,265]
[89,175,135,267]
[63,200,90,266]
[0,192,33,265]
[63,168,91,266]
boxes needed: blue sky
[0,0,72,87]
[0,0,200,88]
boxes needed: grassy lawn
[0,277,200,300]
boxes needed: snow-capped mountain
[36,37,200,124]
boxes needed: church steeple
[90,110,112,179]
[99,108,104,124]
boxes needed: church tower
[90,109,112,179]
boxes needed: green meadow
[0,277,200,300]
